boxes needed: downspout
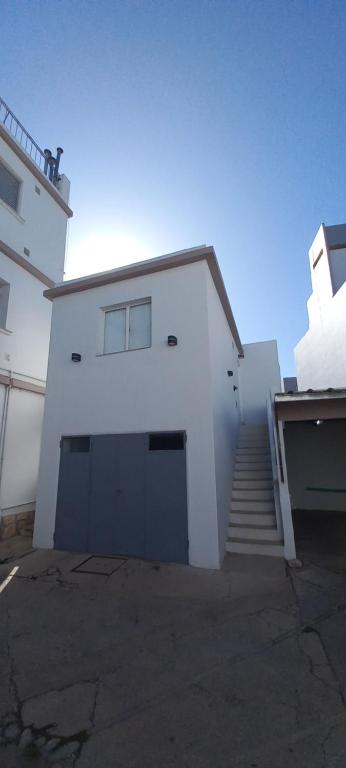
[0,379,11,512]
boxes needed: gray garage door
[54,432,188,564]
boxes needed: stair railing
[266,389,296,560]
[0,96,48,177]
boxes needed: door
[146,432,188,563]
[54,431,188,564]
[54,436,91,552]
[88,433,146,557]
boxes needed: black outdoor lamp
[71,352,82,362]
[167,335,178,347]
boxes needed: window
[61,437,90,453]
[104,299,151,354]
[0,279,10,329]
[0,161,20,212]
[149,433,185,451]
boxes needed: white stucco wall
[239,341,282,424]
[35,261,225,569]
[0,253,52,380]
[295,282,346,390]
[206,270,240,561]
[0,136,69,284]
[0,133,70,519]
[0,249,52,516]
[295,224,346,390]
[0,387,44,513]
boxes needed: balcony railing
[0,96,55,181]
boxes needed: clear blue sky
[2,0,346,375]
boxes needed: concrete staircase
[226,424,284,557]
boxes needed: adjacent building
[269,223,346,562]
[34,247,282,569]
[295,223,346,389]
[0,97,72,539]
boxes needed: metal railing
[0,96,49,177]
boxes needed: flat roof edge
[275,388,346,402]
[45,245,244,355]
[0,122,73,218]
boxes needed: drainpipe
[0,379,11,512]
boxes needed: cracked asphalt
[1,538,346,767]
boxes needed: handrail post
[266,389,296,561]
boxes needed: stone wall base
[0,510,35,541]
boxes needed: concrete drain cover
[73,556,127,575]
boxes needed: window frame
[0,158,22,214]
[102,297,151,355]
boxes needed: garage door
[54,432,188,564]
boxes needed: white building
[34,247,283,569]
[0,97,72,539]
[295,223,346,389]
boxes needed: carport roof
[44,245,244,355]
[275,388,346,421]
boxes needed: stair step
[226,539,284,557]
[236,463,271,472]
[232,500,275,513]
[238,439,269,447]
[233,479,273,490]
[236,457,271,464]
[230,512,276,526]
[234,470,272,480]
[227,424,281,558]
[236,452,270,461]
[232,489,274,502]
[239,427,268,434]
[228,525,280,541]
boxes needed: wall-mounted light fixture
[167,335,177,347]
[233,385,238,391]
[314,419,324,426]
[227,370,233,377]
[71,352,82,362]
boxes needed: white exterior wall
[0,253,52,379]
[295,282,346,389]
[295,224,346,389]
[206,270,240,561]
[0,388,45,514]
[35,261,224,569]
[0,130,70,520]
[0,249,49,516]
[0,136,69,283]
[239,341,282,423]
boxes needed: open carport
[275,389,346,567]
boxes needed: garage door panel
[145,438,188,564]
[55,431,189,564]
[88,434,146,557]
[54,452,90,552]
